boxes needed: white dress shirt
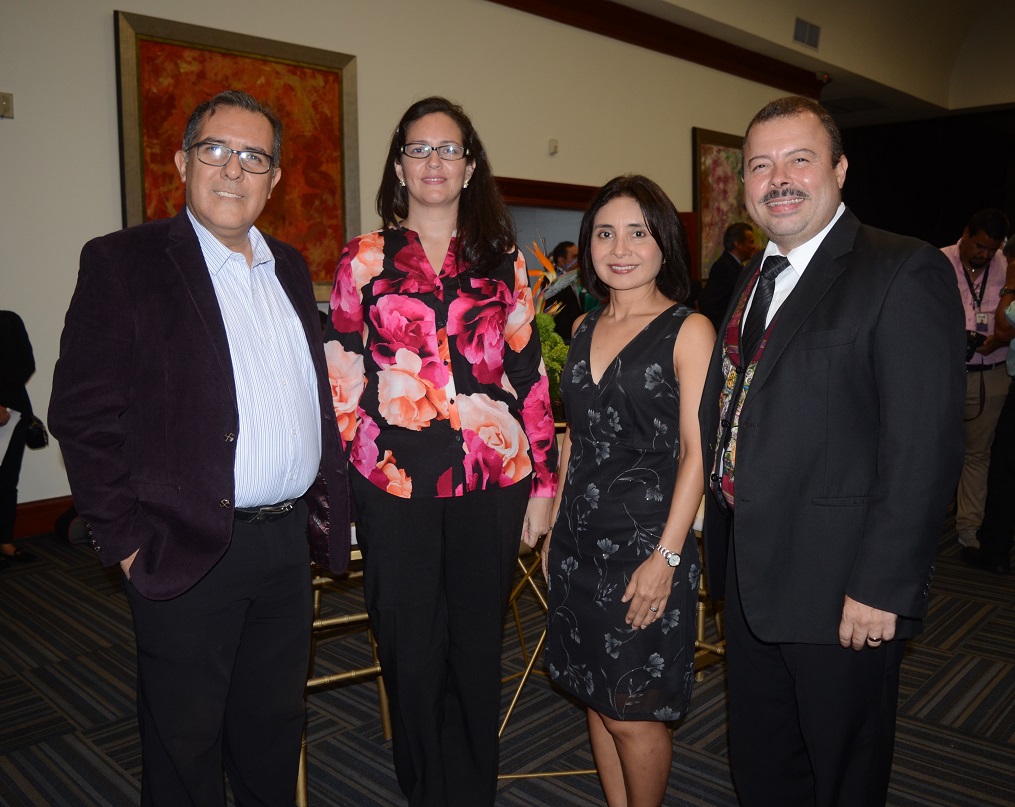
[746,203,847,327]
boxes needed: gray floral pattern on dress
[546,304,700,721]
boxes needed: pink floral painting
[693,128,763,279]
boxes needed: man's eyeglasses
[188,142,275,174]
[400,143,470,161]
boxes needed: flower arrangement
[535,312,568,406]
[526,240,570,419]
[527,241,567,318]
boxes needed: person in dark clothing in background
[0,310,38,569]
[697,222,757,330]
[547,240,585,342]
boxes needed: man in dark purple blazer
[50,90,349,806]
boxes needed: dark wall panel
[841,109,1015,246]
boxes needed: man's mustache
[760,188,810,204]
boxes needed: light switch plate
[0,93,14,119]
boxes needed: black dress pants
[977,377,1015,568]
[351,473,529,807]
[724,532,904,807]
[125,505,312,807]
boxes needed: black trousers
[724,533,903,807]
[0,416,27,544]
[977,377,1015,566]
[125,504,312,807]
[351,474,529,807]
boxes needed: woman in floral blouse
[325,96,558,806]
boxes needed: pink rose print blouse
[326,227,559,500]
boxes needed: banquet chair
[692,496,725,677]
[296,542,391,807]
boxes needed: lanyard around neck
[962,262,990,310]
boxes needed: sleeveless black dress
[545,303,700,721]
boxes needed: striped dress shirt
[189,210,321,508]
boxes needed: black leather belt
[234,499,297,523]
[966,361,1006,372]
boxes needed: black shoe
[960,546,1011,575]
[1,547,37,563]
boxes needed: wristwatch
[654,545,681,567]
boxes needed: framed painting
[115,11,359,297]
[692,127,759,280]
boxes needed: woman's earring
[399,179,406,187]
[463,179,470,189]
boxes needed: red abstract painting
[138,39,345,283]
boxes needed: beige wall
[950,0,1015,108]
[635,0,1015,110]
[1,0,791,503]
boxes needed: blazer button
[93,544,102,552]
[224,433,236,442]
[220,499,231,508]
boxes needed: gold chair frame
[297,548,391,807]
[297,511,726,797]
[497,549,598,780]
[497,501,725,781]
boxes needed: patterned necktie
[740,254,790,364]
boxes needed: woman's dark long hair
[577,175,691,304]
[376,97,515,274]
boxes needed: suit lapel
[702,253,761,429]
[165,210,237,403]
[743,210,860,398]
[725,253,761,330]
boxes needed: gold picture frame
[692,127,758,280]
[115,11,360,296]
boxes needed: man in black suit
[697,222,757,330]
[699,96,965,806]
[548,240,585,342]
[50,91,349,806]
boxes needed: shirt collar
[760,202,846,277]
[186,207,274,276]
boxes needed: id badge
[976,312,990,333]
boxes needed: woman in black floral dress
[542,175,714,806]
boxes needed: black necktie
[740,254,790,364]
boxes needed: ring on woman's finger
[867,636,882,644]
[649,606,659,613]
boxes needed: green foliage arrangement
[535,312,569,404]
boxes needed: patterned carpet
[0,521,1012,806]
